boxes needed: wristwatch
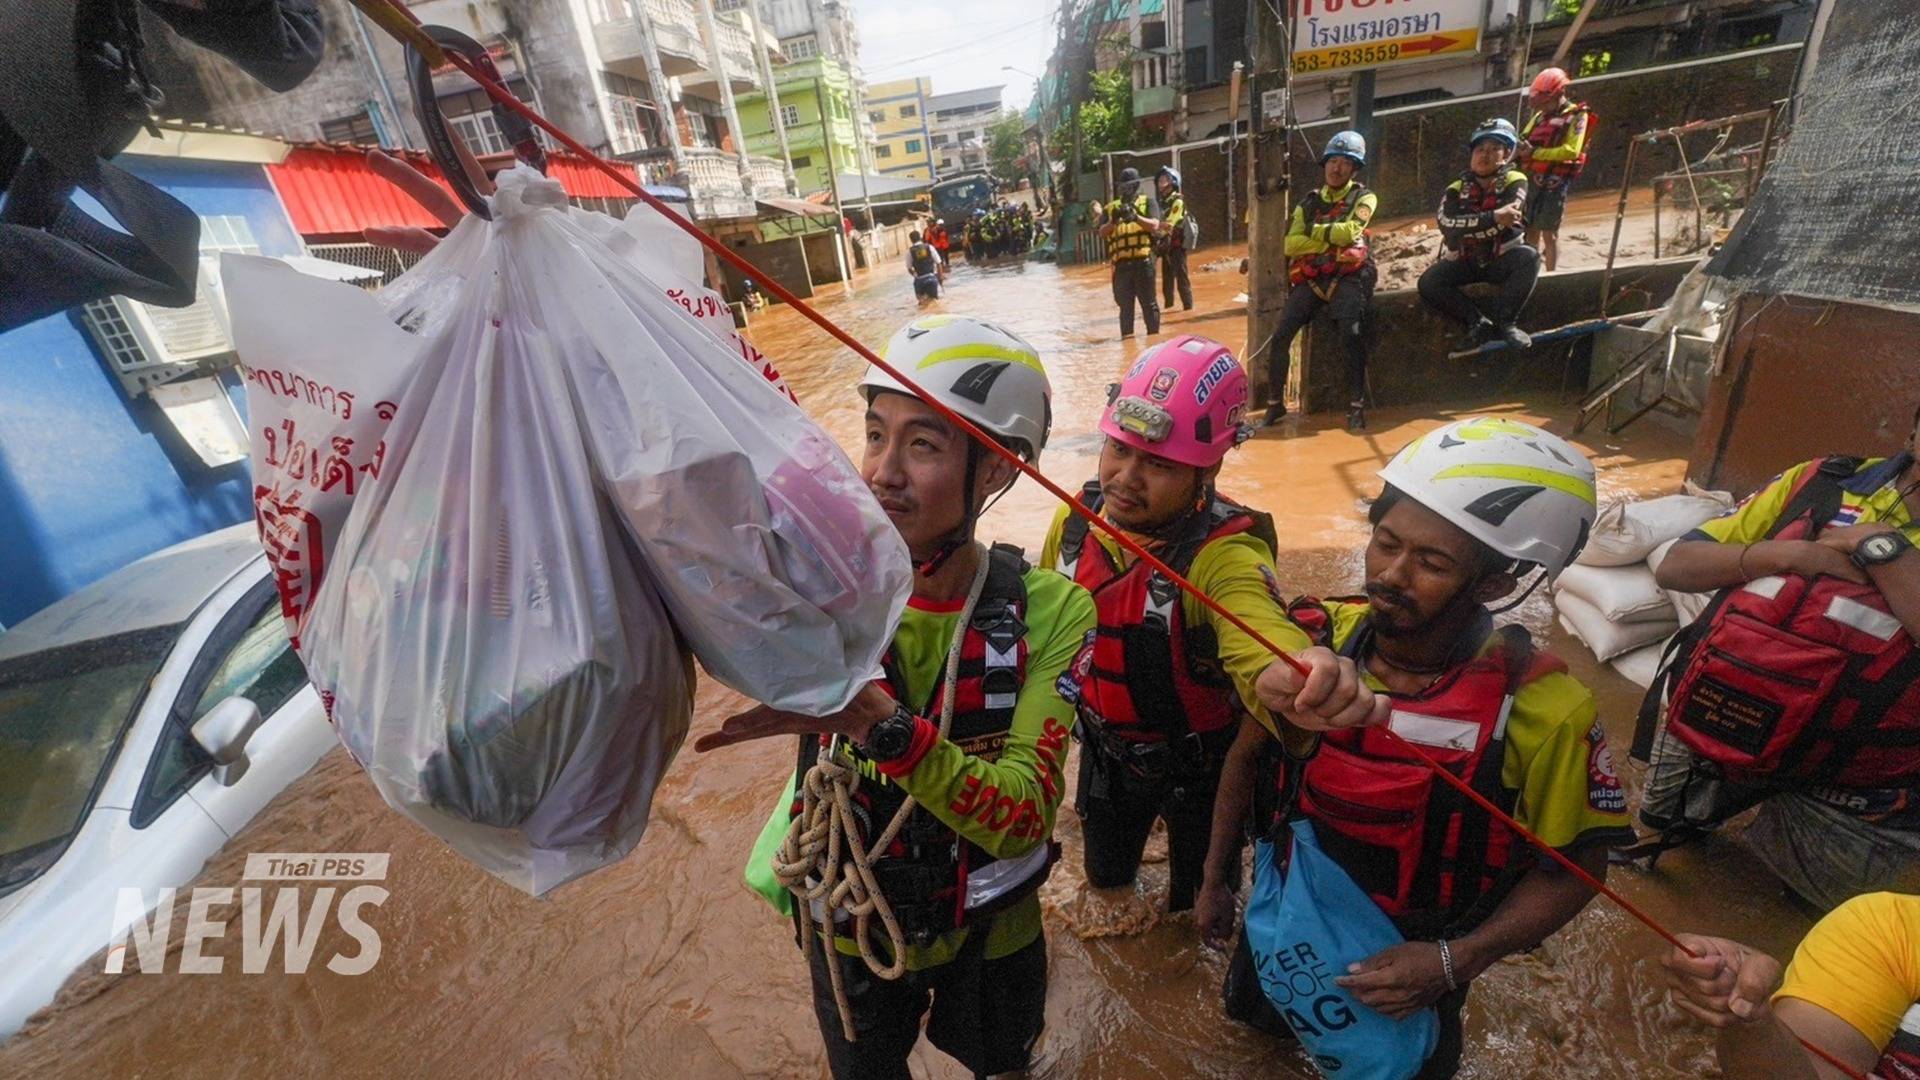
[860,704,919,763]
[1852,530,1913,569]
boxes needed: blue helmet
[1157,164,1182,187]
[1321,130,1366,167]
[1468,117,1519,151]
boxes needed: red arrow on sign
[1399,33,1465,55]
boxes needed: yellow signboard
[1292,28,1480,76]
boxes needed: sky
[853,0,1057,113]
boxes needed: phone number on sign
[1293,42,1401,73]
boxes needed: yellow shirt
[1690,456,1917,545]
[1775,891,1920,1050]
[1318,599,1633,850]
[1039,500,1318,756]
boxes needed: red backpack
[1633,457,1920,792]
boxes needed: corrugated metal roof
[265,145,644,239]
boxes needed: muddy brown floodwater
[3,247,1814,1079]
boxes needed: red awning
[267,144,643,240]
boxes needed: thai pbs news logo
[105,854,389,975]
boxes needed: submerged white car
[0,525,335,1039]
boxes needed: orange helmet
[1529,67,1570,98]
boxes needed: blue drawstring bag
[1243,819,1440,1080]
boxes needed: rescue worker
[713,315,1095,1079]
[1517,67,1592,272]
[1663,892,1920,1080]
[1101,166,1162,338]
[1634,414,1920,912]
[1417,118,1541,352]
[1041,335,1382,914]
[1203,418,1633,1079]
[1156,165,1195,314]
[906,229,941,301]
[1261,131,1377,434]
[927,217,951,269]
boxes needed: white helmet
[1377,417,1596,580]
[861,315,1052,463]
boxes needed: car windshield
[933,179,990,217]
[0,624,182,894]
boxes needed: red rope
[344,7,1869,1075]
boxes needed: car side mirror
[191,696,264,787]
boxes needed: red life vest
[1451,171,1526,264]
[1523,101,1593,182]
[1643,456,1920,790]
[1281,602,1563,936]
[1288,184,1373,285]
[1056,481,1277,743]
[793,544,1054,946]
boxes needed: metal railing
[306,242,425,288]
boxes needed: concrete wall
[0,158,303,626]
[1290,258,1695,414]
[1286,46,1800,224]
[714,234,815,302]
[1687,294,1920,496]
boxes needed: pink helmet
[1100,335,1252,468]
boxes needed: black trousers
[1265,272,1375,408]
[807,929,1048,1080]
[1161,245,1193,310]
[1223,931,1471,1079]
[1111,257,1161,336]
[1076,737,1239,911]
[1417,247,1541,330]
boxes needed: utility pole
[696,0,754,191]
[1350,69,1377,156]
[746,0,797,194]
[814,75,852,285]
[1245,0,1291,410]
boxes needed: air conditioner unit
[80,255,236,397]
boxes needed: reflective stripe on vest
[1288,184,1373,285]
[1107,196,1155,262]
[1291,618,1558,935]
[1057,480,1277,740]
[1663,456,1920,789]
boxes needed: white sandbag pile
[1554,492,1727,685]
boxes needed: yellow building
[866,76,935,181]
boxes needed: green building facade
[735,56,863,197]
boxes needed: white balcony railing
[747,154,787,196]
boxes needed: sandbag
[1609,640,1666,689]
[1575,494,1729,567]
[1554,563,1673,624]
[1646,538,1715,626]
[1243,819,1439,1080]
[1556,591,1676,662]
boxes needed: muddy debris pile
[1370,224,1445,289]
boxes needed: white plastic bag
[1575,494,1730,567]
[484,166,911,715]
[296,209,695,895]
[1556,592,1676,661]
[1609,640,1667,689]
[1554,563,1674,624]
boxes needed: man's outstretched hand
[694,682,898,752]
[362,140,494,253]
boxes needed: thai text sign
[1291,0,1483,76]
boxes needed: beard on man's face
[1364,580,1426,635]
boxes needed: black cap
[1119,166,1140,182]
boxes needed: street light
[1001,65,1058,212]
